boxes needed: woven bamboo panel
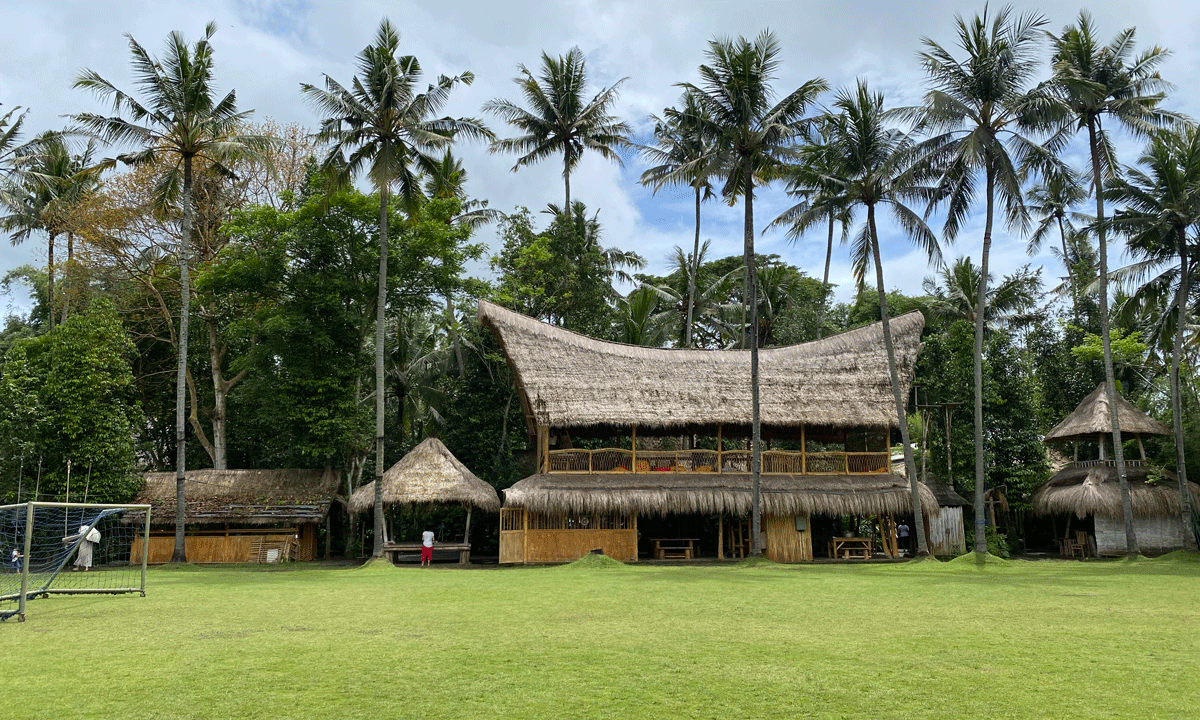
[805,452,847,474]
[763,514,812,562]
[522,529,637,562]
[592,449,633,472]
[548,449,592,472]
[847,452,890,473]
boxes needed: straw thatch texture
[503,472,938,518]
[348,437,501,513]
[1030,463,1200,519]
[135,469,340,525]
[477,300,924,431]
[924,476,969,507]
[1044,384,1170,441]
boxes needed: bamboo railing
[545,448,890,475]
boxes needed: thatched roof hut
[1044,384,1170,441]
[135,469,341,525]
[349,437,500,513]
[477,300,924,432]
[503,472,938,518]
[1031,464,1199,519]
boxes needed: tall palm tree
[302,19,491,558]
[921,256,1041,329]
[912,6,1059,556]
[1027,168,1088,316]
[679,30,826,555]
[73,22,263,562]
[1049,10,1177,555]
[790,80,941,556]
[1106,126,1200,550]
[484,47,630,211]
[638,92,717,347]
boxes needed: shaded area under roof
[503,472,938,519]
[350,437,500,513]
[135,469,340,525]
[1030,463,1199,519]
[1044,384,1170,442]
[477,300,924,432]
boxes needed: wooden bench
[827,537,872,560]
[651,538,697,560]
[382,542,472,565]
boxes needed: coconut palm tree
[1106,125,1200,550]
[789,80,941,556]
[1027,168,1089,317]
[921,256,1041,329]
[678,30,827,555]
[73,22,264,562]
[484,47,630,211]
[638,92,718,347]
[301,19,492,559]
[1048,10,1178,555]
[911,5,1061,556]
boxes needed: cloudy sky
[2,0,1198,315]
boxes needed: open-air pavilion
[478,300,937,564]
[350,437,501,563]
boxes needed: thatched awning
[349,438,501,513]
[1030,463,1200,519]
[503,472,938,519]
[478,300,924,432]
[1044,384,1170,441]
[135,469,340,526]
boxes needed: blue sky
[2,0,1198,314]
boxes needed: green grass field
[3,555,1199,719]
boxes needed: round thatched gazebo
[1031,384,1200,555]
[350,437,500,546]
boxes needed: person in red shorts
[421,528,434,567]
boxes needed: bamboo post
[717,424,723,473]
[462,505,473,544]
[522,508,529,564]
[537,425,549,473]
[631,425,637,471]
[1073,440,1078,462]
[1137,435,1146,462]
[801,425,806,474]
[718,511,725,560]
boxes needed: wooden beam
[718,511,725,560]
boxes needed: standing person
[897,522,911,557]
[63,524,101,571]
[10,548,21,572]
[421,528,435,567]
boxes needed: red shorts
[421,545,433,562]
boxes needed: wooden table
[827,537,873,560]
[651,538,697,560]
[382,542,472,564]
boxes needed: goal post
[1,502,151,622]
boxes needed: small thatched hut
[1031,384,1200,555]
[479,300,935,564]
[349,437,500,543]
[131,469,340,563]
[923,476,968,556]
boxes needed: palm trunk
[1171,228,1195,549]
[685,184,700,348]
[869,204,927,556]
[564,150,571,212]
[46,232,56,331]
[446,293,466,378]
[820,212,835,339]
[171,157,194,564]
[1089,120,1137,555]
[745,168,763,557]
[207,318,230,469]
[1058,215,1077,321]
[973,168,995,556]
[373,183,390,559]
[60,232,73,325]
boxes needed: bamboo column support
[718,511,725,559]
[717,424,723,473]
[631,425,637,471]
[463,505,473,544]
[801,425,806,474]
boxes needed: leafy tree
[485,47,630,210]
[0,299,140,503]
[1027,168,1089,316]
[74,22,266,562]
[920,256,1041,330]
[301,18,491,558]
[1048,10,1177,554]
[679,30,826,555]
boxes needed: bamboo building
[131,469,341,563]
[478,300,937,564]
[1031,384,1200,555]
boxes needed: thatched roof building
[1044,384,1170,441]
[503,472,937,518]
[349,438,500,513]
[1031,463,1198,519]
[477,300,924,432]
[135,469,340,525]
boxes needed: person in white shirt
[421,529,435,567]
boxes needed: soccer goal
[1,502,151,622]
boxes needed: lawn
[3,554,1200,719]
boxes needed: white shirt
[421,531,435,548]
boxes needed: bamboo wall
[130,526,314,564]
[763,514,812,562]
[928,506,966,556]
[499,508,637,563]
[1095,515,1187,555]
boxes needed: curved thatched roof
[135,469,340,525]
[1030,463,1199,519]
[349,438,501,513]
[1044,384,1170,441]
[503,472,938,519]
[478,300,924,431]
